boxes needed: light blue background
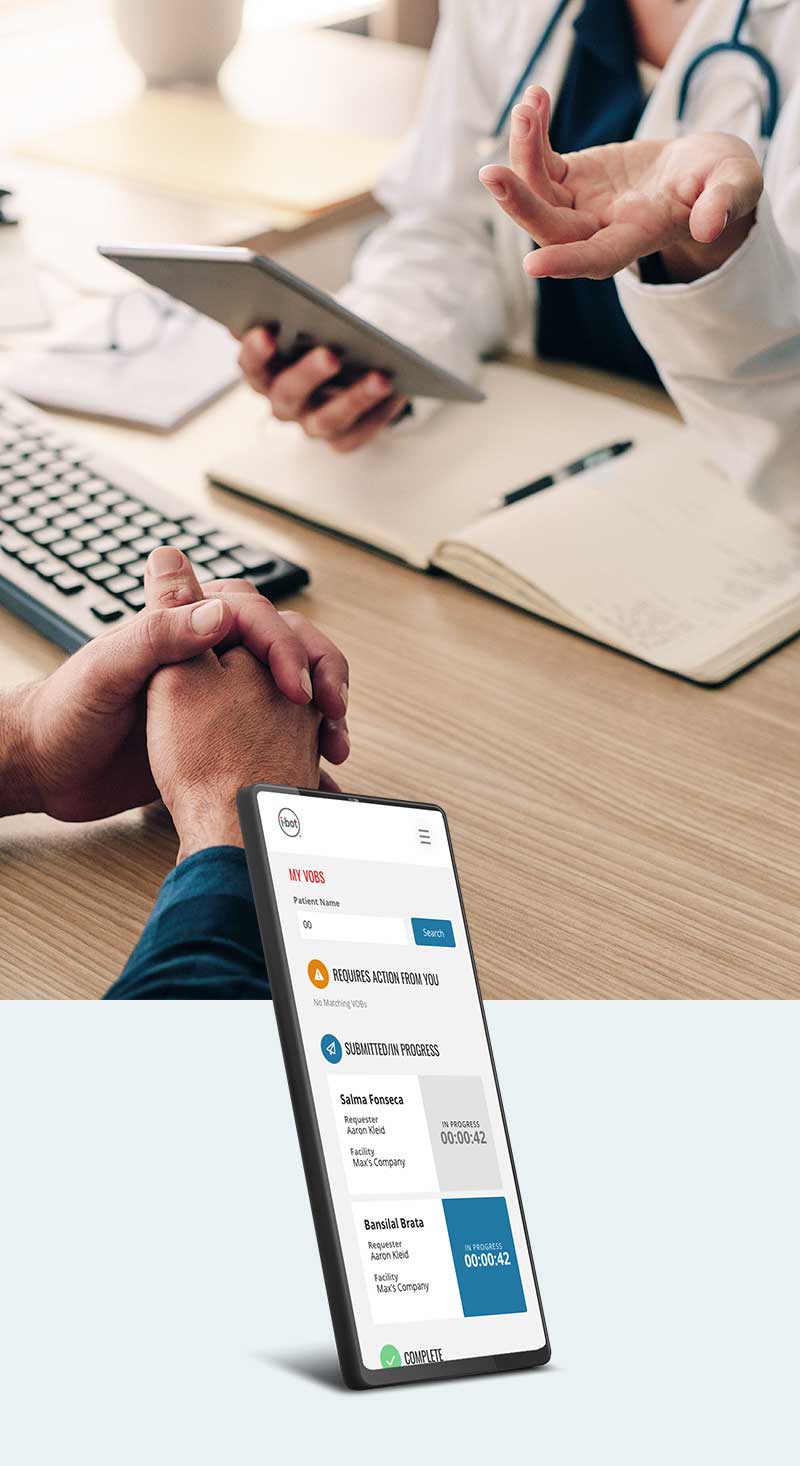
[1,1002,798,1466]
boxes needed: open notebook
[209,364,800,684]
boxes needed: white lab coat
[339,0,800,518]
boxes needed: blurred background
[0,0,439,325]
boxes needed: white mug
[112,0,245,86]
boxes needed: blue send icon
[321,1033,343,1064]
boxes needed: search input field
[297,911,408,945]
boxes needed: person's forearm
[0,687,41,817]
[172,793,244,864]
[105,847,267,1000]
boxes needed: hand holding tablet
[98,244,484,453]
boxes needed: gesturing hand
[479,85,763,283]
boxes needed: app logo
[380,1344,402,1369]
[308,958,330,989]
[320,1033,342,1064]
[278,807,300,838]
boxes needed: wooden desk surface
[1,364,798,1001]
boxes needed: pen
[492,439,634,510]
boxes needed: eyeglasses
[50,290,195,358]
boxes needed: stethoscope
[490,0,781,151]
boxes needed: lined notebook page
[210,363,673,566]
[439,434,800,679]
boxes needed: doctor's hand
[479,85,763,284]
[237,327,410,453]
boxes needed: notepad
[17,88,398,217]
[208,363,800,684]
[7,308,239,430]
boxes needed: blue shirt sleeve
[105,846,269,1000]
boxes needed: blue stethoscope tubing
[492,0,781,145]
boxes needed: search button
[411,918,455,948]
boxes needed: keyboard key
[68,549,101,570]
[117,499,143,519]
[34,557,61,580]
[81,502,106,521]
[54,513,83,532]
[59,492,89,511]
[86,562,118,582]
[153,521,182,540]
[1,504,27,523]
[39,502,66,521]
[233,547,278,573]
[0,529,26,554]
[123,585,147,608]
[132,510,161,529]
[53,571,84,595]
[83,479,110,496]
[62,468,89,486]
[108,546,139,567]
[166,533,200,553]
[92,535,120,555]
[97,488,125,506]
[183,517,214,537]
[19,545,46,568]
[189,543,218,564]
[17,515,47,534]
[31,450,58,466]
[20,489,48,509]
[73,523,102,543]
[207,555,244,579]
[106,573,138,595]
[124,560,149,580]
[95,513,124,532]
[50,537,83,558]
[28,472,56,490]
[206,532,239,553]
[131,535,160,554]
[32,527,64,547]
[90,596,124,622]
[114,524,140,543]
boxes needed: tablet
[238,784,550,1389]
[97,244,486,404]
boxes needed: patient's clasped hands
[2,547,350,857]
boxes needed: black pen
[492,439,634,510]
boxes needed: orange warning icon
[308,958,330,989]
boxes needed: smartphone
[97,245,485,405]
[238,785,550,1389]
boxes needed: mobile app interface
[258,792,546,1372]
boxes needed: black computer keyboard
[0,388,308,652]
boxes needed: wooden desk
[2,363,799,1001]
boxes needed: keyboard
[0,388,309,653]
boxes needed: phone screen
[256,790,547,1375]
